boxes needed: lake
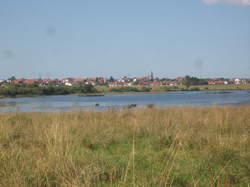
[0,90,250,112]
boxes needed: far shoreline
[0,84,250,99]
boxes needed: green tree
[8,76,16,81]
[182,76,191,88]
[182,75,208,88]
[81,84,97,93]
[108,76,115,82]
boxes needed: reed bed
[0,106,250,186]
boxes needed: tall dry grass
[0,106,250,186]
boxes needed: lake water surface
[0,90,250,112]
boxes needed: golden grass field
[0,106,250,186]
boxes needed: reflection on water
[0,90,250,112]
[0,102,24,108]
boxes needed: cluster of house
[108,76,185,87]
[0,77,107,87]
[207,78,250,85]
[0,76,249,87]
[109,77,250,87]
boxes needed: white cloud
[201,0,250,6]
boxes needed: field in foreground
[0,106,250,186]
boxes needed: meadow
[0,106,250,186]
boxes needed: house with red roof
[12,78,26,84]
[23,79,41,85]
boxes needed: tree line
[0,83,97,97]
[182,76,208,88]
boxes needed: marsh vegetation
[0,106,250,186]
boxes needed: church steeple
[150,71,154,81]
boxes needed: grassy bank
[96,84,250,95]
[0,106,250,186]
[158,84,250,92]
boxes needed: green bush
[0,84,97,97]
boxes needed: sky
[0,0,249,79]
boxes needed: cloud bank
[201,0,250,6]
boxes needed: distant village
[0,73,250,87]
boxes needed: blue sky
[0,0,249,79]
